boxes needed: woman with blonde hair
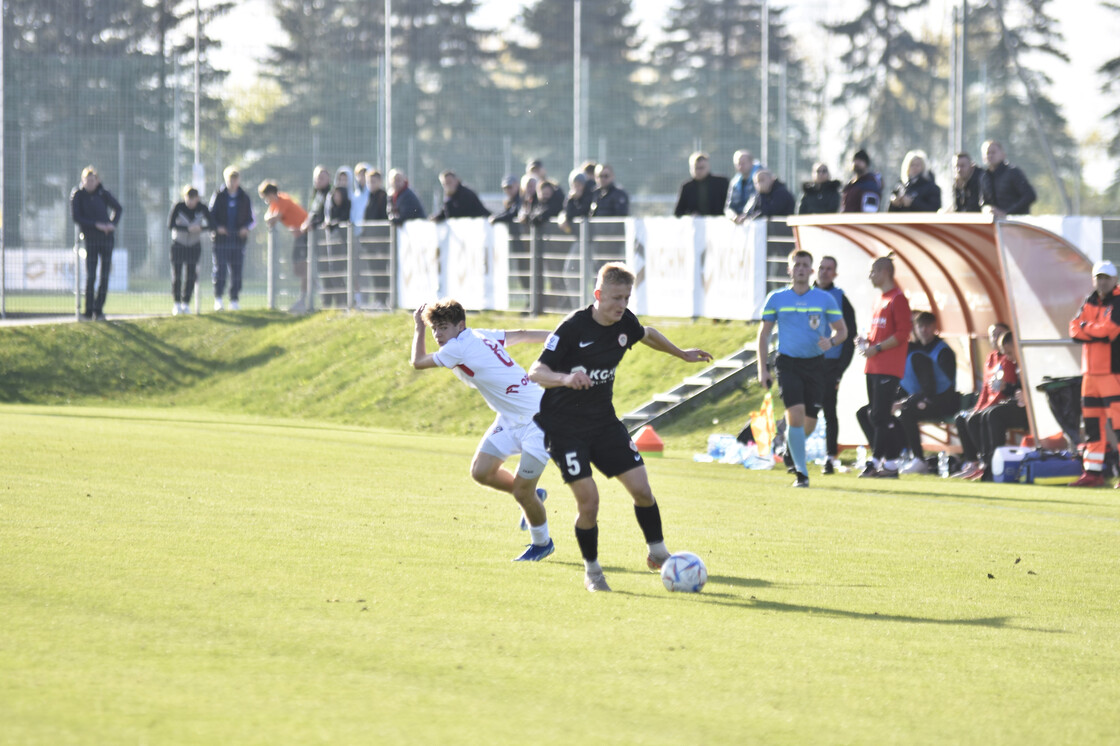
[888,150,941,212]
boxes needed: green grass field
[2,314,1119,744]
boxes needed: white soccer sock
[584,559,602,574]
[530,521,549,546]
[648,540,668,558]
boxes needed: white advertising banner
[627,217,696,318]
[396,221,441,309]
[6,248,128,292]
[700,219,768,321]
[440,218,494,310]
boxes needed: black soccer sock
[633,502,664,544]
[574,525,599,563]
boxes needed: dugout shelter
[787,213,1091,448]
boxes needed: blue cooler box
[1018,450,1083,485]
[991,446,1029,483]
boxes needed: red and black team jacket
[1070,285,1120,375]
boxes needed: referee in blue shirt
[758,250,848,487]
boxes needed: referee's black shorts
[775,354,825,418]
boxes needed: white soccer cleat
[172,303,181,316]
[214,298,224,311]
[584,571,612,592]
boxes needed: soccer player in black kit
[529,263,713,592]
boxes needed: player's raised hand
[680,348,713,363]
[413,304,426,329]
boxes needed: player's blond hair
[596,262,634,289]
[423,298,466,327]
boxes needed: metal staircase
[620,345,761,433]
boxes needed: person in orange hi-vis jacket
[1069,260,1120,487]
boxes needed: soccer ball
[660,552,707,593]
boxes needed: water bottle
[938,451,950,478]
[855,445,867,469]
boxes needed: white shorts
[477,416,550,480]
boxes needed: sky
[208,0,1119,190]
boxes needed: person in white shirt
[410,299,555,561]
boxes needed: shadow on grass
[839,482,1103,508]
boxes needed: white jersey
[432,328,544,424]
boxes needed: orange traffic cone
[634,425,664,457]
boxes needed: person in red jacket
[1069,260,1120,486]
[855,255,912,478]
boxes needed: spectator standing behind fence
[813,255,857,474]
[725,149,760,223]
[742,170,796,219]
[1068,260,1120,487]
[351,163,372,225]
[258,180,310,314]
[490,175,521,224]
[326,185,351,235]
[674,152,730,217]
[167,185,211,316]
[432,171,490,221]
[798,163,841,215]
[70,166,122,321]
[208,166,254,312]
[951,153,982,213]
[515,174,539,224]
[558,171,590,233]
[363,169,388,222]
[388,169,426,224]
[953,330,1027,481]
[888,151,942,212]
[589,164,629,217]
[890,312,960,474]
[980,140,1036,217]
[840,149,882,213]
[526,180,564,225]
[855,256,912,478]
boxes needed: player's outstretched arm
[504,329,552,346]
[410,305,438,369]
[640,326,713,364]
[528,360,592,390]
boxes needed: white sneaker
[584,571,612,592]
[172,303,181,316]
[214,298,223,311]
[180,302,191,315]
[230,300,240,311]
[900,457,930,475]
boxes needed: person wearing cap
[490,175,521,225]
[1068,259,1120,486]
[840,149,883,213]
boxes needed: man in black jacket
[798,163,841,215]
[209,166,255,311]
[431,170,490,221]
[743,170,796,218]
[70,166,123,320]
[814,255,857,474]
[951,153,983,212]
[589,164,629,217]
[980,140,1036,217]
[674,152,729,217]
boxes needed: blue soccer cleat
[519,487,547,531]
[513,538,555,562]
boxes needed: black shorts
[542,419,644,484]
[776,354,824,418]
[292,233,309,263]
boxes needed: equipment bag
[1017,450,1083,485]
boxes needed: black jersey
[534,305,645,433]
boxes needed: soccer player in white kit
[411,300,554,561]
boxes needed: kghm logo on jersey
[571,365,616,386]
[808,313,821,330]
[618,334,627,347]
